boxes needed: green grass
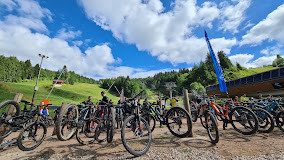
[0,80,119,106]
[231,66,278,79]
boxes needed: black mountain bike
[121,90,152,157]
[140,100,192,138]
[55,102,115,144]
[0,100,47,151]
[94,101,116,143]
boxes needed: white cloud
[0,0,51,32]
[240,4,284,46]
[0,0,16,11]
[56,28,82,40]
[3,15,48,32]
[229,54,277,68]
[0,0,180,79]
[260,45,282,55]
[78,0,238,64]
[72,40,83,46]
[219,0,251,33]
[229,53,254,66]
[0,0,115,78]
[15,0,52,20]
[0,23,114,76]
[131,68,172,78]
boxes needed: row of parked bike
[0,90,283,157]
[0,90,192,157]
[189,93,284,144]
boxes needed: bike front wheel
[121,115,151,157]
[252,108,274,133]
[76,120,97,145]
[55,104,78,141]
[17,122,47,151]
[0,100,21,139]
[204,111,219,144]
[166,107,192,138]
[229,107,259,135]
[276,111,284,132]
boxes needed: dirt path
[0,120,283,160]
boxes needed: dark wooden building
[206,67,284,97]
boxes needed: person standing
[240,94,246,102]
[234,96,239,106]
[100,91,109,105]
[82,96,94,106]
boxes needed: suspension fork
[137,107,142,131]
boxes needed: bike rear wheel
[204,111,219,144]
[17,122,47,151]
[276,111,284,132]
[229,107,259,135]
[55,104,78,141]
[0,100,21,139]
[252,108,274,133]
[166,107,192,138]
[121,115,151,157]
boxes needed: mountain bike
[94,101,116,143]
[244,102,275,133]
[253,99,283,132]
[140,100,193,138]
[121,90,152,157]
[55,103,78,141]
[55,102,115,144]
[201,97,259,135]
[75,104,99,145]
[0,100,47,151]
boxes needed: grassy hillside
[229,66,278,80]
[0,80,119,106]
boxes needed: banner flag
[204,31,228,93]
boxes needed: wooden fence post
[183,89,194,137]
[0,93,23,144]
[52,102,65,136]
[158,93,163,127]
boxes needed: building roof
[53,80,64,83]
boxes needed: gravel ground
[35,147,284,160]
[1,119,283,160]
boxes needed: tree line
[100,52,284,97]
[0,55,96,84]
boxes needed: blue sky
[0,0,283,79]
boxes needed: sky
[0,0,283,79]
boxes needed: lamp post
[31,54,48,104]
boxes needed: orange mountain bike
[198,97,259,135]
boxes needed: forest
[0,55,96,84]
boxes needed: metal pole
[114,85,121,95]
[31,54,48,104]
[106,81,115,95]
[46,69,64,99]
